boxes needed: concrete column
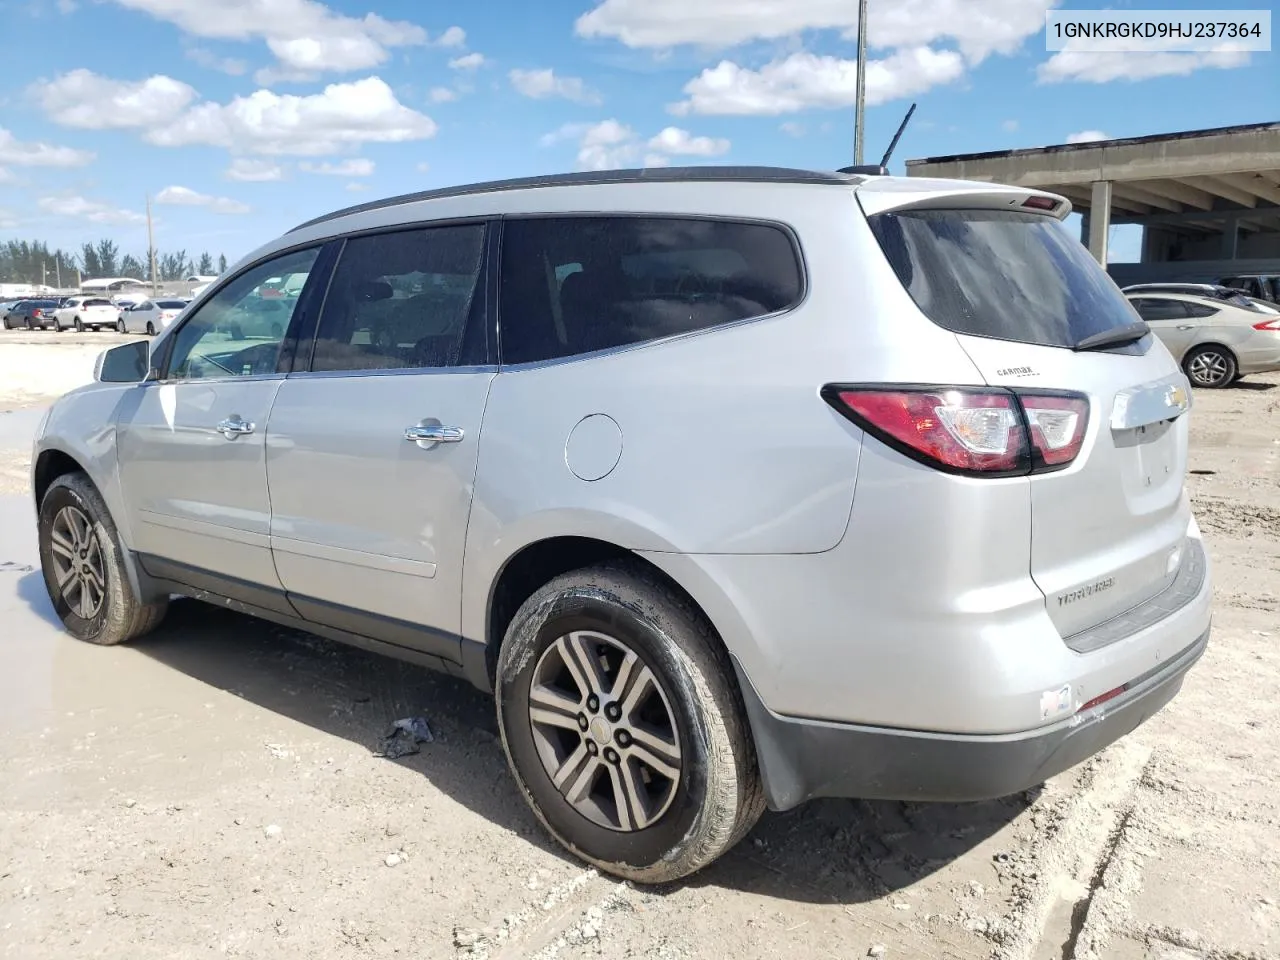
[1087,180,1112,264]
[1221,221,1239,259]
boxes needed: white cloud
[0,208,17,230]
[544,120,732,171]
[345,182,369,192]
[0,126,95,167]
[429,86,458,103]
[300,158,374,176]
[1038,46,1251,84]
[186,46,248,76]
[509,68,601,105]
[416,162,430,173]
[671,47,964,116]
[33,69,198,129]
[146,76,437,156]
[110,0,427,78]
[1066,130,1109,144]
[156,185,251,214]
[577,0,1054,63]
[434,26,466,47]
[38,195,145,225]
[448,53,486,71]
[0,168,17,184]
[647,126,729,157]
[1002,119,1019,132]
[225,158,285,181]
[780,121,806,138]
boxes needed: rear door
[863,198,1192,640]
[1129,297,1198,362]
[264,221,494,661]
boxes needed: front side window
[309,223,486,373]
[498,216,804,364]
[165,246,320,381]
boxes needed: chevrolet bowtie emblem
[1166,385,1188,410]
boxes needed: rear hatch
[860,185,1192,641]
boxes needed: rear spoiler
[854,180,1072,221]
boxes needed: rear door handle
[216,416,255,439]
[404,424,464,444]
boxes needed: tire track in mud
[986,740,1153,960]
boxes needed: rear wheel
[1184,345,1236,388]
[146,321,155,336]
[38,472,168,645]
[117,318,126,333]
[496,562,764,884]
[74,317,84,332]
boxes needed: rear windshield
[156,300,187,309]
[84,298,111,307]
[868,209,1138,349]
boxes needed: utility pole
[146,194,158,294]
[853,0,869,165]
[56,258,61,290]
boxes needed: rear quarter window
[869,209,1139,349]
[499,216,804,365]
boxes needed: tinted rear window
[156,300,187,309]
[499,216,803,364]
[869,209,1138,349]
[84,298,111,307]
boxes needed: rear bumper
[735,625,1208,811]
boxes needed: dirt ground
[1,332,1277,960]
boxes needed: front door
[1129,296,1198,362]
[265,222,493,660]
[115,246,325,610]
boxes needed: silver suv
[31,167,1212,883]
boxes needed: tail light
[1253,317,1280,331]
[822,384,1090,477]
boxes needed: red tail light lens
[822,385,1090,477]
[1253,317,1280,331]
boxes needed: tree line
[0,239,229,286]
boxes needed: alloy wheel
[48,505,107,620]
[527,630,683,832]
[1188,350,1230,386]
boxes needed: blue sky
[0,0,1274,268]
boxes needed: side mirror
[95,340,153,383]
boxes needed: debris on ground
[380,717,434,759]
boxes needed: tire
[146,321,155,336]
[37,472,168,646]
[496,562,765,884]
[1184,345,1236,389]
[117,319,126,334]
[23,318,31,330]
[74,317,84,332]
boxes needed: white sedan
[119,298,189,335]
[53,296,119,332]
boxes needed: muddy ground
[1,331,1276,960]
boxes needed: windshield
[868,209,1140,349]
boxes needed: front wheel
[496,563,764,884]
[146,321,155,336]
[38,472,168,645]
[1184,345,1236,388]
[117,319,126,333]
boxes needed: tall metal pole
[853,0,869,165]
[146,194,158,294]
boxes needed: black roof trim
[288,165,861,233]
[907,121,1280,167]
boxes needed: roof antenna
[838,101,916,177]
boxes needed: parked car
[1121,282,1264,308]
[32,167,1212,883]
[0,301,21,326]
[4,298,60,329]
[53,296,119,332]
[121,299,188,335]
[1218,274,1279,304]
[1126,292,1280,387]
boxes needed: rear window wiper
[1074,321,1150,352]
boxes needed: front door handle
[1177,324,1195,330]
[404,424,464,444]
[216,416,256,439]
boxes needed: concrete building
[905,122,1280,288]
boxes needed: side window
[165,246,320,381]
[310,223,486,373]
[1182,302,1219,319]
[499,217,804,365]
[1131,298,1187,323]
